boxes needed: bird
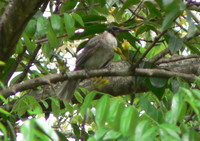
[57,26,130,102]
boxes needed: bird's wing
[76,35,102,69]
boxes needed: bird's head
[107,26,130,36]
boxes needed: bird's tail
[57,79,80,102]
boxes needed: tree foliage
[0,0,200,140]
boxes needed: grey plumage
[57,27,129,102]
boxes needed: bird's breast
[103,32,118,48]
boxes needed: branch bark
[1,57,199,99]
[0,0,47,63]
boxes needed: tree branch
[15,45,41,83]
[147,48,170,63]
[0,0,47,62]
[133,30,168,68]
[0,63,197,99]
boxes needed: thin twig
[185,111,195,124]
[148,48,170,63]
[64,3,100,15]
[15,45,41,83]
[81,114,86,141]
[119,0,146,20]
[137,38,165,43]
[35,33,68,44]
[133,30,168,68]
[175,21,187,32]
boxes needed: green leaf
[71,123,80,138]
[135,120,148,141]
[168,34,183,54]
[136,25,154,37]
[61,0,77,12]
[47,27,59,49]
[55,131,68,141]
[162,0,174,8]
[80,90,96,116]
[168,78,178,93]
[94,127,107,140]
[166,92,184,124]
[21,119,35,141]
[194,77,200,89]
[122,0,140,10]
[155,0,164,9]
[162,0,185,12]
[6,120,16,141]
[63,13,75,37]
[88,136,95,141]
[98,0,106,5]
[74,90,83,103]
[21,119,59,141]
[71,13,84,27]
[139,97,164,123]
[0,61,5,66]
[107,99,124,131]
[103,130,122,140]
[0,123,8,141]
[150,77,167,88]
[184,41,200,56]
[145,1,162,17]
[42,43,52,59]
[95,95,110,127]
[22,32,36,54]
[159,123,181,140]
[192,89,200,100]
[82,15,106,23]
[142,127,158,141]
[120,106,139,137]
[12,95,42,117]
[118,32,137,49]
[146,78,165,99]
[181,88,200,116]
[0,58,14,81]
[50,97,60,117]
[16,39,24,54]
[25,19,37,37]
[37,17,50,36]
[0,95,7,104]
[186,11,197,38]
[161,9,178,30]
[27,96,43,115]
[71,24,106,40]
[40,100,49,109]
[50,14,62,32]
[0,107,11,116]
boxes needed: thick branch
[0,62,197,99]
[0,0,47,62]
[3,46,26,85]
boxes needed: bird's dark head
[107,26,130,36]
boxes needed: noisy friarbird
[57,26,130,102]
